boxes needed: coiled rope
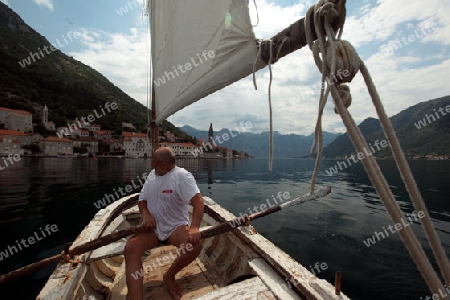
[305,0,450,295]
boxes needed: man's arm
[187,193,204,243]
[138,200,156,230]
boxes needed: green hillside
[323,95,450,158]
[0,2,192,141]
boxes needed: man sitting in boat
[124,147,204,300]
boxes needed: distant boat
[57,152,77,158]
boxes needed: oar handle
[0,225,148,285]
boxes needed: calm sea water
[0,157,449,299]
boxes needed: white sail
[149,0,258,123]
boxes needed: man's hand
[139,200,156,231]
[142,212,156,231]
[187,227,201,244]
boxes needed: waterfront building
[0,106,33,133]
[39,136,73,156]
[121,132,151,157]
[159,142,199,156]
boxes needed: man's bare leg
[124,230,160,300]
[164,225,202,300]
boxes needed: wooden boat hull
[37,194,349,299]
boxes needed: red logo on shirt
[161,190,173,194]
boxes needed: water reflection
[0,157,449,300]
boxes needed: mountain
[322,95,450,158]
[179,125,340,158]
[0,2,192,140]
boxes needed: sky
[3,0,450,135]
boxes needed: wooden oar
[201,186,331,239]
[0,186,330,284]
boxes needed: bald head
[153,147,175,165]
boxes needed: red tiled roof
[0,106,32,116]
[42,136,73,143]
[122,132,148,138]
[162,142,197,147]
[0,129,26,136]
[96,130,113,135]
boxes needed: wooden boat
[37,194,349,299]
[34,1,353,298]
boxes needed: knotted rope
[305,0,450,295]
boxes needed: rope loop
[324,40,360,84]
[305,0,345,50]
[333,84,352,114]
[317,1,339,24]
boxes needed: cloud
[69,27,149,106]
[68,0,450,136]
[32,0,53,11]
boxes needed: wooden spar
[335,271,342,295]
[0,186,330,284]
[257,0,346,67]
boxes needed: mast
[150,83,159,153]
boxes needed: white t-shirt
[138,166,200,240]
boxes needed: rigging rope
[252,37,289,172]
[305,0,450,295]
[252,0,260,27]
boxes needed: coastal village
[0,104,446,160]
[0,105,247,158]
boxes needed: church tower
[42,105,49,124]
[208,123,216,152]
[208,123,214,147]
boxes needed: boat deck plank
[192,277,275,300]
[142,245,216,299]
